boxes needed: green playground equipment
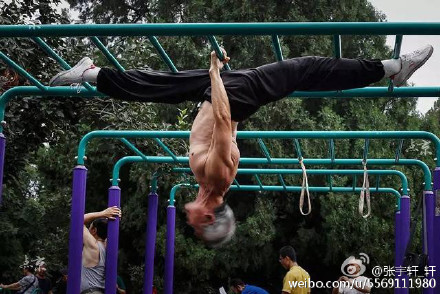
[1,22,440,294]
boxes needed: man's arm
[208,50,233,164]
[0,282,21,290]
[83,206,121,248]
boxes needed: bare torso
[189,101,240,196]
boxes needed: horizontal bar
[169,183,400,206]
[2,86,440,131]
[289,87,440,97]
[172,167,409,195]
[2,23,440,37]
[112,156,431,190]
[77,130,440,168]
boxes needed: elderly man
[50,45,433,246]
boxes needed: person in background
[230,278,269,294]
[279,246,311,294]
[52,268,67,294]
[36,261,52,294]
[0,259,39,294]
[116,275,126,294]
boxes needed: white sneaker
[49,57,95,86]
[392,45,433,87]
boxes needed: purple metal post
[143,192,159,294]
[0,134,5,205]
[433,168,440,291]
[105,186,121,294]
[67,166,88,294]
[164,205,176,294]
[395,195,410,294]
[424,190,435,294]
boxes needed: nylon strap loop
[359,160,371,218]
[299,159,312,216]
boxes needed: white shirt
[339,276,371,293]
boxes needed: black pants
[97,56,384,122]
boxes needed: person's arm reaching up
[208,50,234,170]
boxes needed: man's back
[81,241,106,293]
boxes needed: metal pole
[67,166,88,294]
[432,167,440,290]
[395,195,410,294]
[424,190,435,294]
[143,191,159,294]
[105,186,121,294]
[0,133,5,205]
[164,205,176,294]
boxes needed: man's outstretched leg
[50,58,211,104]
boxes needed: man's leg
[49,58,211,104]
[254,44,433,99]
[294,44,433,91]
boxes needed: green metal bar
[278,174,287,190]
[393,35,403,59]
[327,175,333,192]
[271,35,284,61]
[388,35,403,91]
[376,175,381,190]
[0,86,102,132]
[31,37,94,91]
[2,86,440,131]
[257,139,272,162]
[328,139,336,163]
[294,139,303,159]
[111,156,431,190]
[289,87,440,97]
[168,184,401,207]
[353,175,357,191]
[254,174,264,189]
[0,52,46,90]
[119,138,149,161]
[90,37,125,72]
[150,171,160,193]
[363,139,369,162]
[172,167,409,195]
[75,130,440,166]
[206,35,231,70]
[333,35,342,58]
[395,139,404,163]
[233,179,240,188]
[147,36,178,72]
[3,23,440,37]
[152,138,178,162]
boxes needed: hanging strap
[299,158,311,215]
[359,160,371,218]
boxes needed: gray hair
[202,204,236,248]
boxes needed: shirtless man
[49,45,433,246]
[185,51,239,247]
[81,207,122,294]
